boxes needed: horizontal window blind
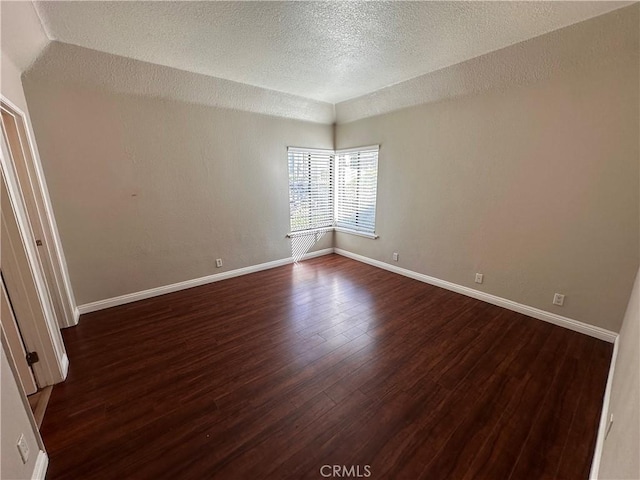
[288,147,334,233]
[335,146,379,234]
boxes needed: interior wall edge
[31,450,49,480]
[68,307,80,328]
[596,267,640,478]
[589,335,619,479]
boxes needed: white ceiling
[33,1,632,104]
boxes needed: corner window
[287,145,379,237]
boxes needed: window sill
[286,227,333,238]
[334,227,379,239]
[286,226,378,240]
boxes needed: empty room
[1,1,638,479]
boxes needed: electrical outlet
[475,273,483,284]
[392,252,399,262]
[553,293,565,306]
[215,258,223,268]
[17,434,29,464]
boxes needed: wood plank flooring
[41,254,612,479]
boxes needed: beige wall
[22,7,639,329]
[599,268,640,479]
[23,55,333,305]
[1,342,43,480]
[335,9,639,333]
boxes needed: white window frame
[286,145,380,240]
[334,145,379,238]
[287,147,334,235]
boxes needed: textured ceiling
[33,1,632,104]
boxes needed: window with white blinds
[287,147,334,233]
[335,146,379,234]
[287,145,379,237]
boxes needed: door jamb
[1,113,67,387]
[0,95,78,328]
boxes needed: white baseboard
[76,246,617,343]
[32,450,48,480]
[334,248,617,343]
[589,335,619,479]
[59,306,80,329]
[77,248,335,315]
[60,353,69,380]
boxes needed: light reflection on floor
[285,256,378,366]
[290,230,326,262]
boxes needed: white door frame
[1,116,67,387]
[1,95,78,328]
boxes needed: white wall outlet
[475,273,483,284]
[215,258,223,268]
[553,293,565,306]
[17,434,29,464]
[392,252,399,262]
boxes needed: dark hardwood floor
[42,254,612,479]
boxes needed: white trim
[335,144,380,154]
[287,146,334,155]
[334,227,379,239]
[1,95,78,328]
[77,248,335,315]
[589,335,620,479]
[334,248,617,343]
[60,353,69,380]
[1,119,67,385]
[287,227,334,238]
[288,226,378,239]
[31,450,48,480]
